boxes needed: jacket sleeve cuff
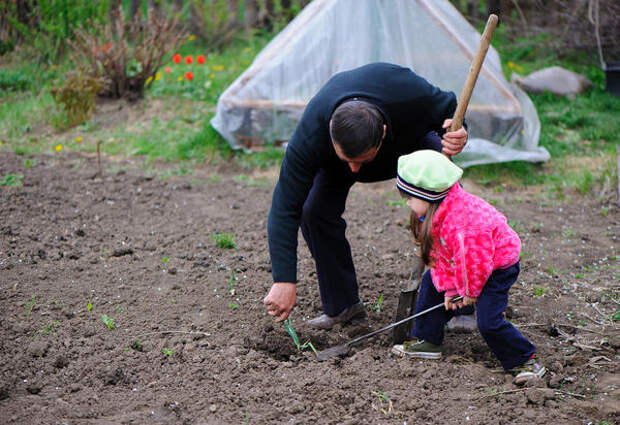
[444,289,459,297]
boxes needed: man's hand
[441,119,468,157]
[263,282,296,322]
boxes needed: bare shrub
[68,7,186,101]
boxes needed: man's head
[330,100,386,172]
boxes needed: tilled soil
[0,150,618,424]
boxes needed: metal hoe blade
[315,296,463,361]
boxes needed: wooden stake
[97,140,103,179]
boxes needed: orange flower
[197,55,206,65]
[185,71,194,81]
[185,55,193,65]
[173,54,181,64]
[165,66,171,73]
[103,42,112,53]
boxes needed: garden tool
[392,255,425,344]
[316,296,463,361]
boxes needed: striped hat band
[396,174,450,202]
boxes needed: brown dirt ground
[1,148,619,425]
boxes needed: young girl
[391,150,545,385]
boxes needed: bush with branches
[68,7,186,101]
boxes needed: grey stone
[512,66,592,98]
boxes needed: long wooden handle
[450,14,499,132]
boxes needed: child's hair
[409,200,442,265]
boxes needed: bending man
[264,62,467,329]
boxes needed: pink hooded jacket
[429,183,521,298]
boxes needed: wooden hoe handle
[450,14,499,132]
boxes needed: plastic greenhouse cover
[211,0,550,167]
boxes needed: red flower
[173,54,181,64]
[185,55,193,65]
[197,55,206,65]
[165,66,171,73]
[185,71,194,81]
[103,42,112,53]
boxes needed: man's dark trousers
[411,262,536,370]
[301,169,357,317]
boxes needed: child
[391,150,545,385]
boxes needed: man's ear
[382,124,387,139]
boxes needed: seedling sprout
[101,314,115,329]
[373,294,384,312]
[25,295,36,319]
[282,318,317,355]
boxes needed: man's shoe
[446,312,478,332]
[512,357,546,385]
[391,339,442,359]
[307,302,367,330]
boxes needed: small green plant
[547,266,560,276]
[228,270,236,295]
[34,321,60,338]
[86,302,93,312]
[373,294,384,312]
[115,305,123,313]
[561,229,576,238]
[229,302,239,310]
[211,232,237,249]
[613,311,620,322]
[101,314,115,330]
[25,295,36,319]
[282,318,318,355]
[162,257,169,263]
[532,287,547,297]
[161,348,173,356]
[169,298,176,304]
[23,158,37,168]
[131,341,143,351]
[372,391,395,416]
[600,206,609,216]
[1,174,23,187]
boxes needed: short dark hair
[330,100,384,158]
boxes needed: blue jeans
[411,262,535,370]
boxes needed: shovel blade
[316,344,351,361]
[393,289,417,344]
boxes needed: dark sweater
[268,62,458,283]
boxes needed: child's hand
[463,296,478,306]
[444,295,477,310]
[444,296,464,310]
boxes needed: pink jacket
[429,184,521,298]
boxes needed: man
[263,63,468,328]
